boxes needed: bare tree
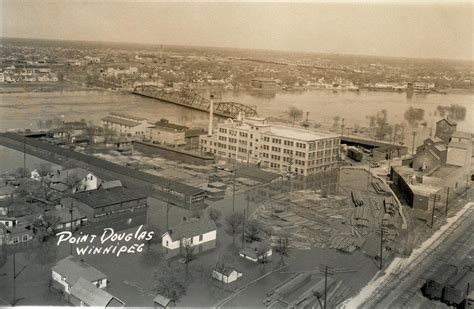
[15,167,30,178]
[245,219,263,243]
[275,235,290,266]
[181,239,194,264]
[288,106,303,126]
[153,262,186,302]
[255,242,271,264]
[225,212,244,246]
[208,208,222,226]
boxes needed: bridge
[132,86,258,119]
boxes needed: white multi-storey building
[200,117,340,176]
[101,112,151,136]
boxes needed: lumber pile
[372,181,388,195]
[351,191,364,207]
[264,273,312,305]
[384,197,397,216]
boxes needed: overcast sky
[1,1,472,60]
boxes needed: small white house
[51,255,107,294]
[161,217,217,258]
[47,168,100,193]
[212,265,242,283]
[239,243,273,263]
[30,169,42,181]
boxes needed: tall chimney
[208,94,214,136]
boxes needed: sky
[1,0,472,60]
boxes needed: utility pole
[232,166,236,213]
[341,118,345,138]
[445,187,450,216]
[12,253,27,306]
[166,180,171,229]
[411,131,416,155]
[380,213,384,270]
[23,136,26,173]
[319,265,334,309]
[242,209,246,249]
[70,197,73,255]
[430,194,440,229]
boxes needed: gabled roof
[153,294,172,307]
[52,256,107,286]
[47,168,90,184]
[71,187,146,208]
[437,118,457,126]
[167,217,216,241]
[70,278,123,307]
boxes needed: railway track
[356,204,473,308]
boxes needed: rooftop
[152,120,188,132]
[101,116,141,128]
[168,217,216,241]
[451,131,472,139]
[267,125,338,141]
[52,256,107,286]
[70,278,123,307]
[448,141,469,149]
[109,112,146,121]
[70,187,146,208]
[437,118,457,126]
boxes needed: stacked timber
[288,277,335,309]
[264,273,312,305]
[354,206,371,227]
[372,181,388,194]
[351,191,364,207]
[384,197,397,216]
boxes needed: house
[0,185,15,200]
[46,205,87,231]
[69,278,124,307]
[30,169,42,181]
[0,200,11,216]
[161,217,217,258]
[434,118,457,144]
[212,265,242,283]
[153,294,174,308]
[63,187,148,230]
[46,168,99,193]
[147,119,188,146]
[51,255,108,294]
[101,112,151,137]
[0,216,18,228]
[239,242,272,263]
[0,221,33,246]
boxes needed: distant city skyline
[1,1,472,61]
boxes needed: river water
[0,89,473,172]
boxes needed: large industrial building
[200,117,340,176]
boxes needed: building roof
[437,118,457,126]
[48,207,86,223]
[451,131,472,139]
[109,112,146,122]
[448,141,469,149]
[63,121,87,130]
[153,294,172,307]
[101,116,141,128]
[266,125,338,141]
[70,278,123,307]
[47,168,90,184]
[71,187,146,208]
[52,256,107,286]
[99,180,123,190]
[0,185,15,196]
[153,120,188,132]
[185,129,207,138]
[216,264,240,276]
[252,77,276,83]
[167,217,216,241]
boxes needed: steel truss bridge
[132,86,258,119]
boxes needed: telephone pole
[380,213,384,270]
[445,187,450,216]
[430,194,440,229]
[12,253,27,306]
[411,131,416,155]
[319,265,334,309]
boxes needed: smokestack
[208,94,214,136]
